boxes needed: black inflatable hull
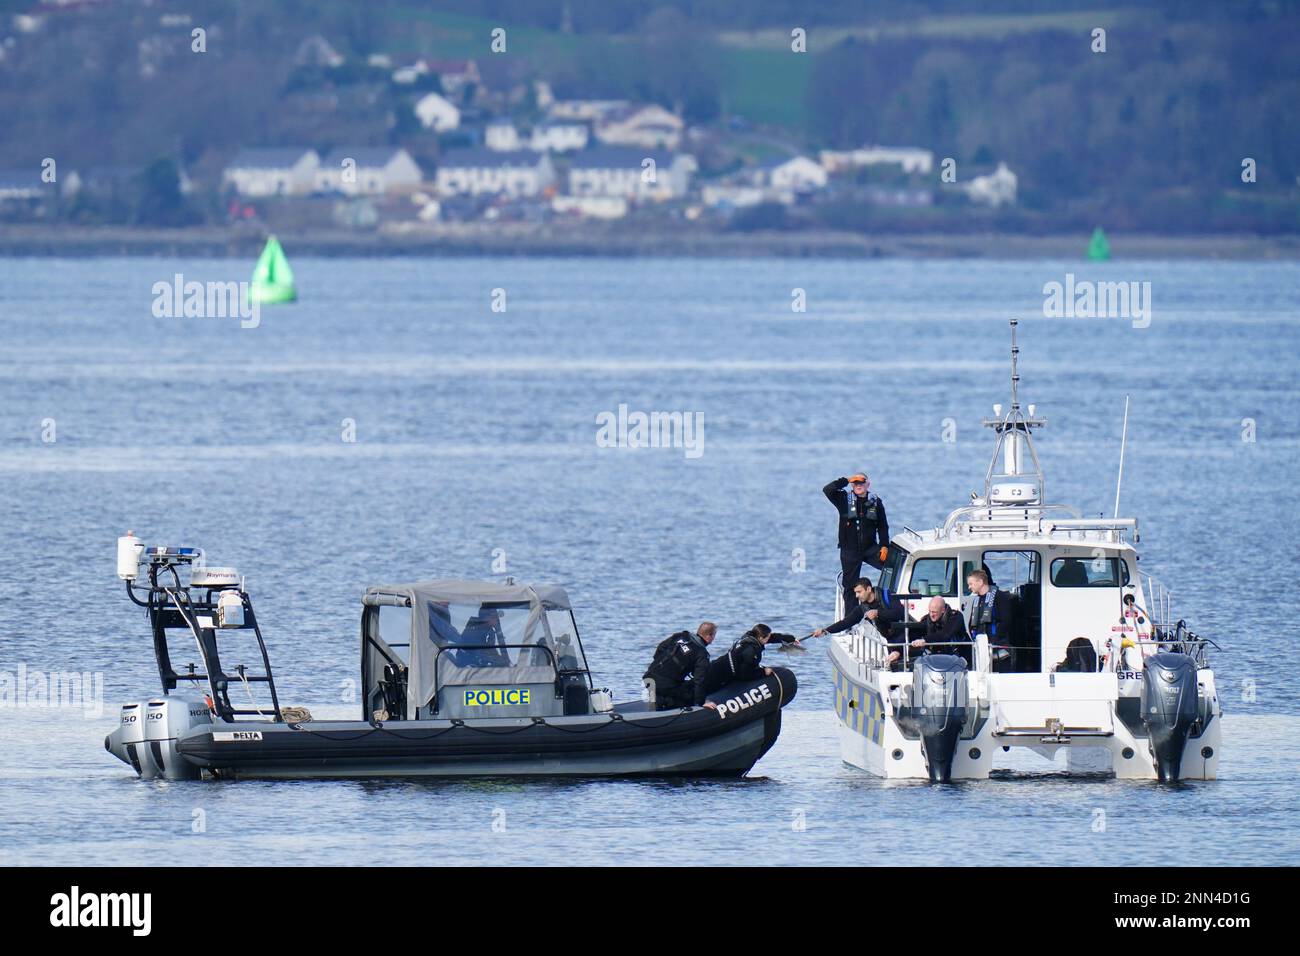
[174,668,797,780]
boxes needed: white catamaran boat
[829,320,1222,782]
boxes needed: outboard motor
[898,655,969,782]
[105,701,157,778]
[1142,652,1199,782]
[144,696,211,780]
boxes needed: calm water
[1,256,1297,866]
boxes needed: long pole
[1114,395,1130,518]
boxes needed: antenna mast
[1113,395,1130,518]
[1010,319,1020,411]
[980,320,1047,506]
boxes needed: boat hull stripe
[834,668,886,745]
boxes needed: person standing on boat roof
[964,569,1016,672]
[823,473,890,610]
[643,623,718,711]
[705,624,798,692]
[811,579,906,669]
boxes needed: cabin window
[1050,557,1130,588]
[971,550,1040,595]
[877,545,909,594]
[377,604,411,664]
[543,606,588,673]
[426,600,533,666]
[909,557,957,597]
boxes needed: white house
[530,120,589,152]
[414,92,461,132]
[568,148,695,202]
[820,146,935,176]
[0,168,45,202]
[762,155,828,191]
[964,162,1017,206]
[436,149,556,198]
[315,147,424,196]
[595,103,684,150]
[701,184,793,209]
[222,147,320,197]
[484,118,521,152]
[547,99,628,122]
[551,195,628,220]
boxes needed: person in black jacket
[643,623,718,710]
[963,569,1017,671]
[910,596,971,667]
[704,624,799,692]
[823,473,890,610]
[812,580,907,669]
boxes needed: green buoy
[1087,227,1110,261]
[250,235,297,304]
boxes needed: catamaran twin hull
[830,633,1220,782]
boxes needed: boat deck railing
[1103,634,1219,671]
[941,504,1138,542]
[841,624,982,674]
[1139,571,1177,629]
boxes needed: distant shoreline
[0,225,1297,260]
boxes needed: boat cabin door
[1039,550,1133,673]
[962,549,1042,672]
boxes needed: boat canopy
[361,580,581,717]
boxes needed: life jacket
[722,633,764,679]
[969,591,1002,641]
[645,631,699,683]
[842,489,880,532]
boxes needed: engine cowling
[1141,652,1199,782]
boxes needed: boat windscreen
[543,606,587,672]
[424,600,553,664]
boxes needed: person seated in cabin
[812,579,907,669]
[643,623,718,710]
[428,603,465,653]
[963,569,1016,672]
[457,606,512,667]
[1054,637,1099,673]
[910,596,971,667]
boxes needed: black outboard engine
[1142,652,1199,782]
[899,655,969,782]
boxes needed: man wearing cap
[823,472,890,610]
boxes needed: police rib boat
[829,321,1221,782]
[106,538,795,780]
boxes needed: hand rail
[942,502,1082,535]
